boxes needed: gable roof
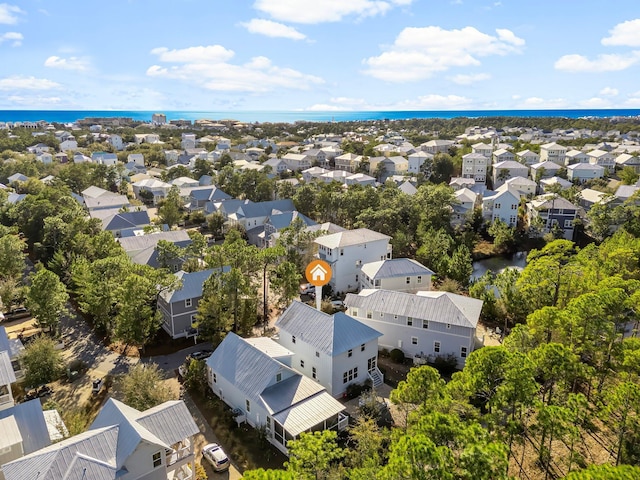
[344,289,482,329]
[0,350,17,385]
[275,301,382,356]
[315,228,390,249]
[235,199,295,219]
[0,399,51,454]
[100,211,150,231]
[160,268,220,303]
[360,258,434,280]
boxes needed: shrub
[345,382,370,399]
[389,348,405,363]
[432,353,459,376]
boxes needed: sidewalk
[181,391,243,480]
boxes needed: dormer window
[185,298,192,308]
[292,335,296,344]
[276,372,282,382]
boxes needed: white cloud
[599,87,618,96]
[253,0,413,24]
[450,73,491,85]
[395,94,473,109]
[520,97,567,108]
[0,75,61,90]
[0,31,21,46]
[625,96,640,107]
[602,19,640,47]
[304,103,353,111]
[554,52,640,72]
[579,97,611,108]
[363,26,524,82]
[7,95,62,106]
[147,44,324,93]
[150,45,235,63]
[0,4,24,24]
[44,55,89,71]
[241,18,306,40]
[511,94,521,100]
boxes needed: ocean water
[1,109,640,124]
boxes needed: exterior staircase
[368,367,384,388]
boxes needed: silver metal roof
[344,289,482,329]
[260,375,325,415]
[272,391,345,437]
[0,399,51,454]
[360,258,434,280]
[275,301,382,356]
[315,228,390,249]
[0,351,17,385]
[0,416,21,449]
[137,400,200,446]
[245,337,294,359]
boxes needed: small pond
[471,251,528,282]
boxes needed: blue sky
[1,0,640,111]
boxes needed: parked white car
[202,443,230,472]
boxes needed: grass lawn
[190,389,287,472]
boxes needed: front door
[367,357,377,372]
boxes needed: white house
[345,173,376,187]
[344,289,482,368]
[565,149,590,165]
[471,142,493,158]
[407,151,434,174]
[206,333,348,455]
[274,301,384,396]
[282,153,312,171]
[504,176,537,197]
[492,148,515,164]
[526,195,580,240]
[462,153,489,183]
[59,138,78,152]
[452,188,478,225]
[539,176,572,193]
[36,152,53,164]
[516,149,540,165]
[530,160,562,180]
[301,166,329,182]
[492,160,529,189]
[615,153,640,173]
[107,134,124,151]
[567,163,605,182]
[132,178,173,205]
[360,258,434,293]
[587,149,616,170]
[539,142,567,166]
[421,139,454,154]
[335,153,363,173]
[128,153,145,166]
[482,186,520,226]
[315,228,392,294]
[2,398,199,480]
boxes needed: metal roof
[0,416,21,449]
[344,289,482,329]
[275,301,382,356]
[360,258,434,280]
[206,332,291,405]
[136,400,200,446]
[260,375,325,415]
[0,399,51,454]
[160,268,217,303]
[272,391,345,437]
[315,228,390,249]
[117,230,191,253]
[0,351,17,385]
[245,337,294,359]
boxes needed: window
[246,399,251,412]
[417,276,422,284]
[380,312,384,317]
[312,367,317,379]
[316,351,320,358]
[300,360,305,368]
[212,373,217,383]
[366,311,372,319]
[343,368,358,383]
[361,343,365,352]
[394,314,398,320]
[374,279,381,287]
[355,274,359,282]
[564,219,573,228]
[411,337,418,345]
[185,298,192,308]
[352,309,358,317]
[348,349,353,358]
[292,335,296,344]
[423,320,429,329]
[153,451,162,468]
[461,347,468,358]
[191,315,197,327]
[434,341,441,353]
[495,203,501,209]
[276,372,282,382]
[340,248,344,256]
[406,276,411,284]
[407,317,413,326]
[447,323,451,329]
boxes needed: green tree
[157,185,183,228]
[21,335,64,387]
[0,234,26,280]
[26,267,69,337]
[286,430,344,480]
[487,219,516,252]
[119,363,174,411]
[602,381,640,465]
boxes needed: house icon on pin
[310,264,327,282]
[305,260,332,286]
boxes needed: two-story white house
[334,153,363,173]
[274,301,383,396]
[205,333,348,455]
[315,228,392,294]
[407,151,434,174]
[2,398,199,480]
[471,142,493,158]
[567,163,605,182]
[530,160,562,181]
[516,149,540,166]
[492,160,529,189]
[359,258,434,293]
[587,149,616,170]
[344,289,482,368]
[504,177,537,197]
[539,142,567,166]
[482,186,520,227]
[492,148,515,164]
[565,149,590,165]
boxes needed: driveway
[142,341,214,374]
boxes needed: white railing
[0,393,12,406]
[167,446,192,467]
[337,412,349,431]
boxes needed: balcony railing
[167,446,193,467]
